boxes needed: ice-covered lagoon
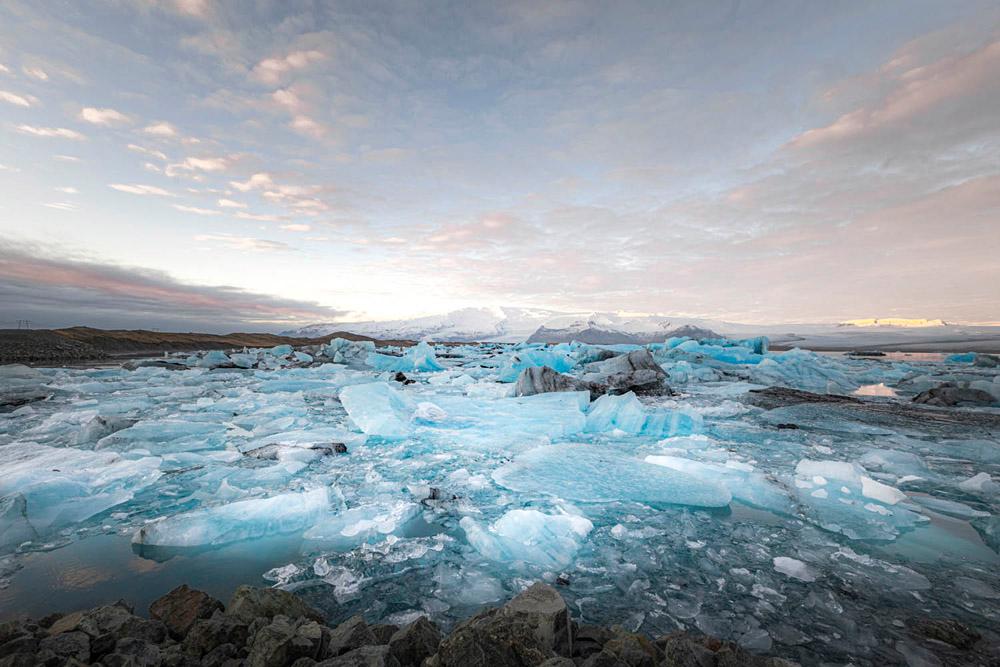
[2,337,999,664]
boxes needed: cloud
[55,186,78,194]
[0,238,344,330]
[172,0,209,18]
[0,64,10,75]
[0,90,37,107]
[290,115,326,137]
[217,198,246,208]
[251,50,325,85]
[230,173,273,191]
[22,66,48,80]
[54,154,81,162]
[143,121,179,137]
[280,223,311,232]
[109,183,173,196]
[127,143,168,160]
[165,156,230,177]
[235,211,280,222]
[194,233,294,252]
[173,204,220,216]
[43,202,77,211]
[16,125,85,140]
[79,107,131,125]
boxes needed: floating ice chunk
[270,344,294,357]
[494,443,732,507]
[367,341,444,372]
[773,556,817,582]
[793,460,923,540]
[831,547,931,591]
[196,350,232,368]
[0,494,38,550]
[0,443,161,533]
[958,472,998,495]
[497,348,577,382]
[132,487,332,547]
[96,419,228,453]
[954,576,999,599]
[460,508,593,568]
[910,496,989,519]
[585,392,700,437]
[339,382,415,438]
[413,401,448,423]
[644,455,793,514]
[294,351,313,363]
[859,449,930,480]
[303,500,420,549]
[946,352,976,363]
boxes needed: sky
[1,0,998,332]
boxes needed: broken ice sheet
[460,507,593,568]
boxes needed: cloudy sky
[1,0,998,331]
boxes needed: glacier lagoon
[1,339,999,664]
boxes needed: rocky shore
[0,582,802,667]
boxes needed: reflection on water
[853,383,898,397]
[0,533,303,620]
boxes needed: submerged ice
[2,334,1000,665]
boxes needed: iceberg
[132,487,332,547]
[367,341,444,372]
[460,508,593,568]
[339,382,415,438]
[644,455,793,514]
[302,500,420,549]
[585,392,700,437]
[494,443,732,507]
[323,337,376,363]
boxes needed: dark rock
[428,607,550,667]
[745,387,861,411]
[247,615,321,667]
[775,423,799,430]
[581,627,661,667]
[387,617,440,666]
[538,659,575,667]
[573,625,614,660]
[513,366,589,398]
[910,617,981,650]
[393,372,415,385]
[913,383,996,407]
[369,624,398,645]
[555,575,570,587]
[117,617,169,645]
[333,442,348,454]
[0,636,37,658]
[0,619,31,647]
[150,584,225,638]
[501,582,573,657]
[102,637,162,666]
[200,643,239,667]
[317,645,401,666]
[0,652,38,667]
[183,616,249,658]
[227,585,325,624]
[326,616,376,657]
[38,630,90,662]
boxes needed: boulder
[102,637,161,667]
[37,631,90,663]
[501,583,573,657]
[326,616,376,658]
[227,586,325,624]
[913,384,996,407]
[183,616,250,658]
[369,624,398,645]
[580,627,660,667]
[387,617,440,666]
[150,585,224,638]
[317,645,401,666]
[247,615,325,667]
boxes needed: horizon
[2,1,999,330]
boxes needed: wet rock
[247,615,323,667]
[393,372,415,385]
[910,617,981,650]
[913,383,996,407]
[200,642,240,667]
[501,583,573,657]
[427,607,552,667]
[227,585,325,624]
[37,630,90,662]
[0,635,37,659]
[183,616,249,658]
[369,624,398,645]
[150,584,224,638]
[387,617,440,666]
[326,616,376,657]
[581,627,661,667]
[333,442,349,454]
[513,366,588,397]
[317,644,401,666]
[775,423,799,430]
[102,637,162,666]
[573,625,614,660]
